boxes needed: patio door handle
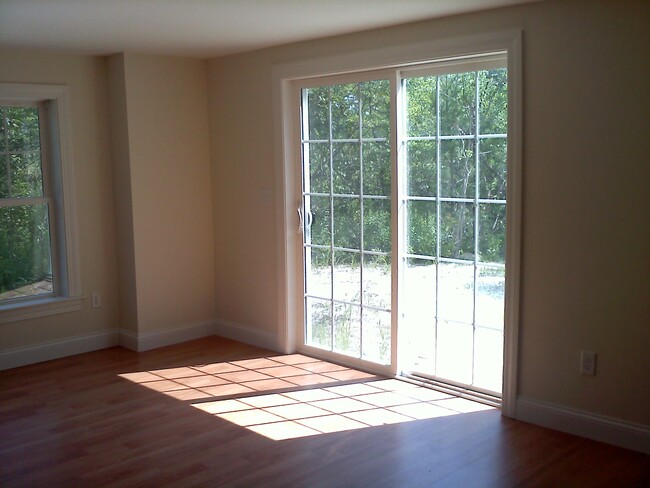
[297,207,304,233]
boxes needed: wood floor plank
[1,336,648,487]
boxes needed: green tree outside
[0,106,52,298]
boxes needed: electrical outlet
[91,292,101,308]
[581,350,596,376]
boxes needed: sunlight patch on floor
[190,380,493,440]
[119,354,495,441]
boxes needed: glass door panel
[298,60,508,396]
[302,79,392,366]
[401,66,507,395]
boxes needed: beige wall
[110,53,215,334]
[207,0,650,426]
[0,50,215,353]
[0,49,120,347]
[107,53,139,334]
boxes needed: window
[1,103,54,301]
[0,83,80,322]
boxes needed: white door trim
[272,30,523,418]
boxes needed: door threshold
[399,372,501,408]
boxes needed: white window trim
[273,30,522,418]
[0,83,82,322]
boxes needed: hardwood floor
[1,336,648,487]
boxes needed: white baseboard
[118,328,139,351]
[127,321,216,352]
[0,319,283,370]
[213,319,283,353]
[0,329,120,371]
[516,397,650,455]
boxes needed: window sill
[0,296,84,324]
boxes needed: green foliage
[0,107,51,296]
[440,139,475,198]
[440,72,476,136]
[333,198,361,249]
[363,198,390,253]
[308,297,332,349]
[363,141,390,196]
[403,69,508,263]
[479,138,507,200]
[407,201,436,256]
[406,77,436,137]
[304,79,391,264]
[407,140,436,196]
[440,202,474,260]
[479,69,508,135]
[0,205,52,294]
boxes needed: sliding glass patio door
[298,55,509,397]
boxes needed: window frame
[0,83,81,323]
[273,30,522,417]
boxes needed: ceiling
[0,0,543,59]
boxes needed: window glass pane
[475,266,505,328]
[407,200,436,257]
[402,257,436,370]
[333,302,360,357]
[362,308,391,364]
[440,202,474,260]
[305,142,330,194]
[332,250,360,304]
[406,76,436,137]
[360,80,390,140]
[404,316,436,372]
[6,107,41,152]
[306,86,329,141]
[0,155,8,198]
[406,140,436,197]
[439,72,476,136]
[0,107,5,151]
[479,68,508,135]
[479,138,507,200]
[306,195,331,247]
[440,139,475,198]
[306,297,332,350]
[331,84,359,140]
[363,198,390,253]
[333,197,360,249]
[473,327,503,393]
[332,142,359,194]
[305,247,331,299]
[438,262,473,323]
[403,257,436,319]
[10,152,44,198]
[478,203,506,264]
[362,141,390,196]
[0,204,52,301]
[362,253,390,309]
[436,321,473,384]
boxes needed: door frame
[272,30,523,417]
